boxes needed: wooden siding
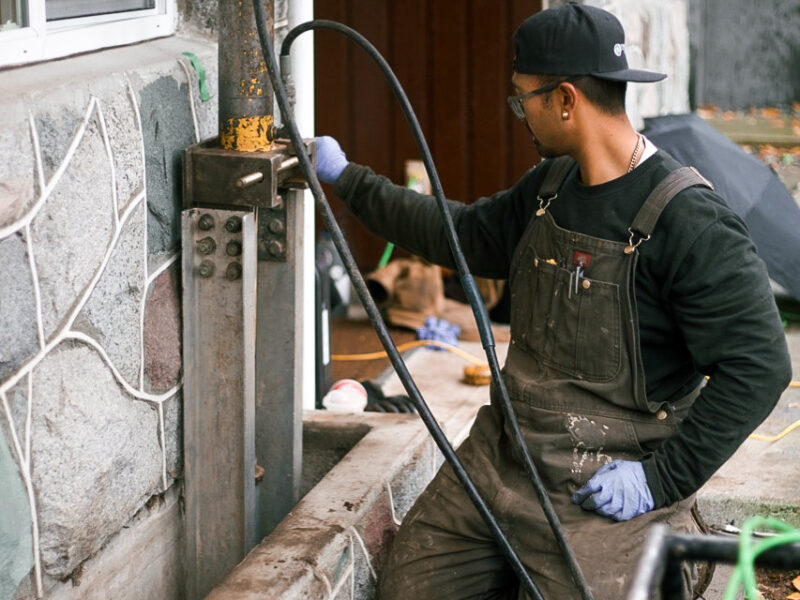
[314,0,543,268]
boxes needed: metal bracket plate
[182,207,258,598]
[184,139,314,262]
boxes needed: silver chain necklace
[628,134,643,173]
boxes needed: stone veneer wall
[0,32,218,599]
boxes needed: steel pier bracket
[182,208,258,600]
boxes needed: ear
[557,82,579,114]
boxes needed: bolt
[268,240,285,257]
[196,236,217,255]
[267,217,285,235]
[226,240,242,256]
[198,260,215,278]
[272,194,284,209]
[235,171,264,189]
[225,216,242,233]
[198,214,215,231]
[226,262,242,280]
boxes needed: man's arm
[641,212,792,507]
[334,162,533,279]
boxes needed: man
[314,4,791,599]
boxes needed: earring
[562,111,569,120]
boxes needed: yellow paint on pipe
[220,115,275,152]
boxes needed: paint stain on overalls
[566,414,611,477]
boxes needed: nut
[225,216,242,233]
[198,260,215,278]
[198,214,215,231]
[196,236,217,255]
[268,240,285,257]
[226,262,242,280]
[226,240,242,256]
[267,218,285,235]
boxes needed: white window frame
[0,0,176,69]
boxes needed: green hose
[377,242,394,269]
[723,516,800,599]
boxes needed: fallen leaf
[787,592,800,599]
[696,107,715,120]
[760,144,780,156]
[761,107,781,119]
[793,574,800,591]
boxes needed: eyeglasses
[507,77,582,120]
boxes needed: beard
[525,121,558,158]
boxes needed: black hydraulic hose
[250,8,544,600]
[280,20,594,600]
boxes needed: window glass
[0,0,26,30]
[45,0,154,21]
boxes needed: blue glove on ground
[315,136,349,184]
[416,316,461,350]
[571,459,654,521]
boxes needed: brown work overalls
[379,159,711,600]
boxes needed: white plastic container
[322,379,368,412]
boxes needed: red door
[315,0,543,268]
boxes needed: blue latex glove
[571,459,654,521]
[416,317,461,350]
[315,136,349,184]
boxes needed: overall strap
[625,167,713,253]
[538,156,575,199]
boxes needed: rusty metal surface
[184,139,313,262]
[256,200,288,261]
[182,208,258,600]
[184,139,313,210]
[218,0,274,151]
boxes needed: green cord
[723,516,800,600]
[780,310,800,323]
[377,242,395,269]
[181,52,212,102]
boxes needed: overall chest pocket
[511,250,623,382]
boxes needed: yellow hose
[749,420,800,442]
[331,339,487,366]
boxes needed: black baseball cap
[513,3,666,83]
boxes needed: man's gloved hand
[571,459,654,521]
[315,136,349,184]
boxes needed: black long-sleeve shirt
[334,149,792,507]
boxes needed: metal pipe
[629,526,800,600]
[218,0,276,151]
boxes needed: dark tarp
[643,113,800,301]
